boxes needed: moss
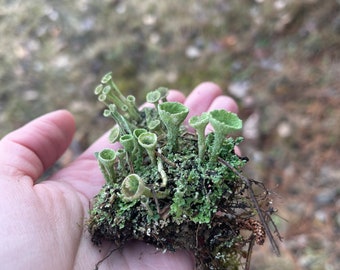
[87,74,280,269]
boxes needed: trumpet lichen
[88,72,281,270]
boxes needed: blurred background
[0,0,339,269]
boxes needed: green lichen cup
[121,174,151,201]
[120,134,135,156]
[95,148,117,184]
[137,132,158,164]
[158,102,189,151]
[209,110,242,161]
[146,90,161,105]
[189,112,210,160]
[108,126,120,143]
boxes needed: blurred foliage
[1,0,339,139]
[1,0,252,138]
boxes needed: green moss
[87,74,280,269]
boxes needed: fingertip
[0,110,76,181]
[167,90,186,103]
[187,82,223,103]
[208,95,239,114]
[185,81,223,118]
[194,81,223,95]
[39,110,76,153]
[51,110,76,137]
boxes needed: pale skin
[0,82,238,270]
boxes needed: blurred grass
[1,0,338,140]
[1,0,339,269]
[0,0,270,139]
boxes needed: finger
[166,90,186,103]
[0,110,75,182]
[184,82,222,119]
[122,241,195,270]
[207,95,239,114]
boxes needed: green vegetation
[87,73,278,269]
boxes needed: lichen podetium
[87,72,281,270]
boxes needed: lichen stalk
[189,112,209,160]
[209,110,242,162]
[95,149,116,184]
[108,126,120,143]
[137,132,158,164]
[107,104,133,134]
[157,149,168,187]
[158,102,189,151]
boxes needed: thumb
[0,110,75,182]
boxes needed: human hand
[0,82,238,270]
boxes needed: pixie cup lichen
[95,148,116,184]
[119,134,135,159]
[88,74,281,270]
[209,110,242,162]
[189,112,209,160]
[155,87,168,102]
[137,132,157,164]
[121,174,167,201]
[146,90,161,109]
[158,101,189,151]
[121,174,152,201]
[147,119,162,134]
[108,125,120,143]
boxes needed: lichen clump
[88,72,278,269]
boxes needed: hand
[0,82,238,270]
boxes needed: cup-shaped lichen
[209,110,242,161]
[133,128,147,139]
[146,90,161,109]
[126,95,140,120]
[147,119,162,134]
[189,112,209,160]
[121,174,167,201]
[121,174,151,201]
[95,148,116,184]
[98,72,140,121]
[120,134,135,157]
[104,104,132,134]
[88,76,280,270]
[108,126,120,143]
[102,84,126,110]
[116,149,126,171]
[158,102,189,151]
[94,84,103,95]
[155,87,168,102]
[132,128,147,155]
[138,132,158,164]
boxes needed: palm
[0,83,238,270]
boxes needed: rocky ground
[1,1,339,269]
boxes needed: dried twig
[218,157,281,256]
[94,245,120,270]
